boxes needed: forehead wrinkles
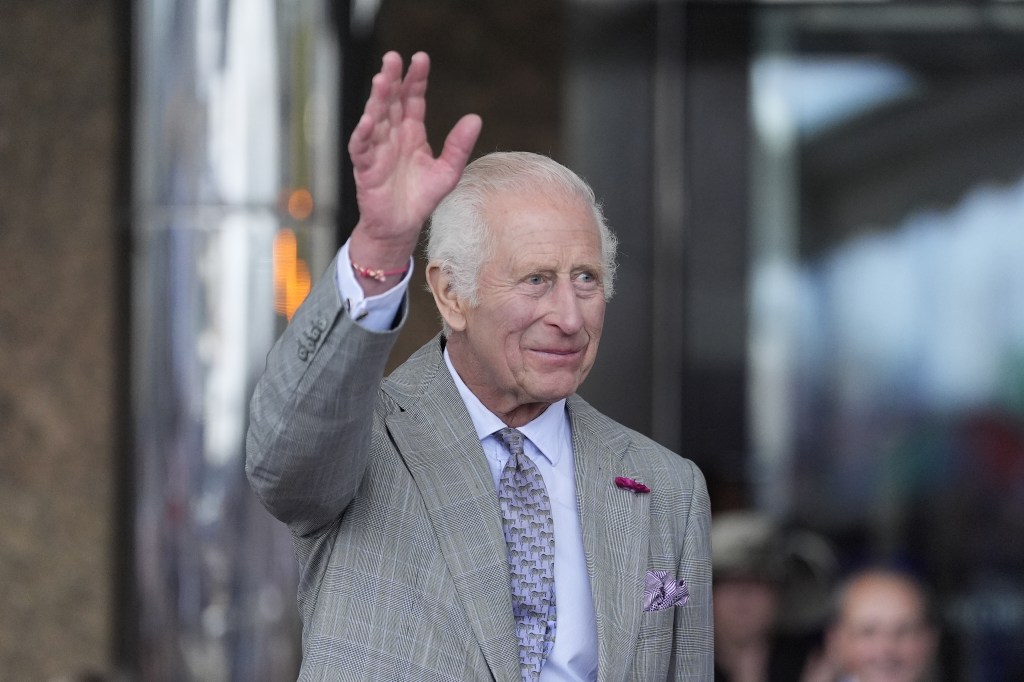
[483,185,593,229]
[486,200,601,269]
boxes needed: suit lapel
[383,338,520,682]
[569,397,651,682]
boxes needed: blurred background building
[1,1,1022,680]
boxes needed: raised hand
[348,51,481,293]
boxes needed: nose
[546,277,585,334]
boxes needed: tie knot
[497,427,525,456]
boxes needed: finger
[381,51,408,129]
[436,113,482,176]
[348,112,376,166]
[349,54,403,161]
[403,51,430,91]
[357,52,404,137]
[401,52,431,123]
[381,50,403,72]
[349,74,393,160]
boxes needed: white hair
[426,151,618,306]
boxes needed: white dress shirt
[336,242,599,681]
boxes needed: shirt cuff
[335,239,413,331]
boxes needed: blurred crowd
[712,511,939,682]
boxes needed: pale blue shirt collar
[443,346,567,467]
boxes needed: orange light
[287,188,314,221]
[273,229,311,321]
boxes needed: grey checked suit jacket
[246,258,714,681]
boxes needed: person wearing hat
[712,511,836,682]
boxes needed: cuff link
[344,298,369,322]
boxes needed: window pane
[749,7,1024,680]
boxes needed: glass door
[747,5,1024,679]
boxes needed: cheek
[473,305,529,345]
[496,298,542,330]
[585,302,606,336]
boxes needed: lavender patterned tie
[496,427,556,681]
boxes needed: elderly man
[826,569,938,682]
[246,51,712,681]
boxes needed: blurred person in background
[825,568,939,682]
[712,511,837,682]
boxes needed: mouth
[532,342,585,354]
[529,347,585,364]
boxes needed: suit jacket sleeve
[245,255,404,538]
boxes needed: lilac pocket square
[643,570,689,611]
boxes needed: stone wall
[0,0,120,678]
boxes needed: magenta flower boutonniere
[615,476,650,494]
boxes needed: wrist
[349,226,418,270]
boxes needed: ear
[426,262,469,332]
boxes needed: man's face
[445,190,606,423]
[832,574,937,682]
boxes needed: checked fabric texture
[496,427,557,682]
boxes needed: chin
[525,378,583,403]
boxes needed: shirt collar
[443,347,567,466]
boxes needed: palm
[353,118,458,237]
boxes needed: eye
[574,271,600,289]
[526,274,546,286]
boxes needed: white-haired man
[246,51,712,681]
